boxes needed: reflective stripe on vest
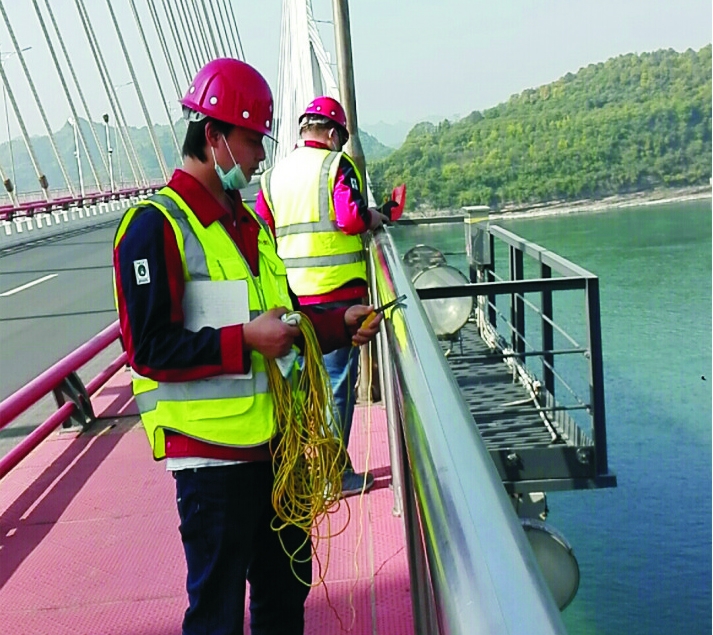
[281,252,364,268]
[133,373,271,412]
[115,186,295,459]
[273,155,336,236]
[150,193,211,280]
[261,147,366,296]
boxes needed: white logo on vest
[134,259,151,285]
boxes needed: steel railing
[402,213,615,492]
[369,227,568,635]
[0,185,163,221]
[0,320,125,479]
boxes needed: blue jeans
[174,462,311,635]
[322,344,360,454]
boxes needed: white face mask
[328,129,342,152]
[212,135,249,190]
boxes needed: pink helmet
[180,58,274,137]
[299,96,349,140]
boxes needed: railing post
[488,233,497,328]
[509,246,525,354]
[585,276,609,476]
[52,371,95,430]
[399,430,440,634]
[463,206,491,334]
[541,263,555,397]
[378,327,404,517]
[358,238,380,403]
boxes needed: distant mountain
[361,120,414,149]
[370,46,712,211]
[359,128,394,162]
[363,115,463,149]
[0,118,184,196]
[0,118,394,198]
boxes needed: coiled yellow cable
[265,311,350,586]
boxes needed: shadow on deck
[0,369,412,635]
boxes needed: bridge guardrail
[0,321,125,479]
[369,227,568,635]
[0,187,161,250]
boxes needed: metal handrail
[0,321,121,429]
[488,225,597,279]
[0,321,124,479]
[0,185,162,221]
[370,228,568,635]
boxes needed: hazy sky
[258,0,713,126]
[0,0,710,140]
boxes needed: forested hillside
[360,129,394,162]
[370,46,712,210]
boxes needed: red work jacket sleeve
[333,156,372,234]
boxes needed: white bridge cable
[172,0,202,75]
[31,0,103,192]
[0,0,74,198]
[0,60,49,201]
[306,3,338,97]
[73,0,145,187]
[127,0,181,161]
[104,0,169,181]
[188,0,215,64]
[229,0,246,60]
[215,0,236,58]
[161,0,198,79]
[219,0,245,60]
[0,159,18,205]
[40,0,109,180]
[272,0,340,166]
[153,0,192,90]
[273,0,312,166]
[178,0,207,66]
[200,0,228,57]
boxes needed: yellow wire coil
[265,311,350,585]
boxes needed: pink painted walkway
[0,370,413,635]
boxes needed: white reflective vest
[261,146,366,296]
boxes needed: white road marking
[0,273,58,297]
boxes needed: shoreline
[404,185,712,221]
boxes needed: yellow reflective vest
[260,146,367,296]
[114,186,295,459]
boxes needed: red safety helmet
[180,58,274,138]
[299,96,349,141]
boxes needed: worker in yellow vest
[113,60,381,635]
[256,96,388,498]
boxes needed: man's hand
[345,305,383,346]
[243,307,300,359]
[367,208,389,231]
[378,200,398,221]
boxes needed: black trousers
[174,462,312,635]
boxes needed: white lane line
[0,273,58,297]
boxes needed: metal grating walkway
[443,321,556,450]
